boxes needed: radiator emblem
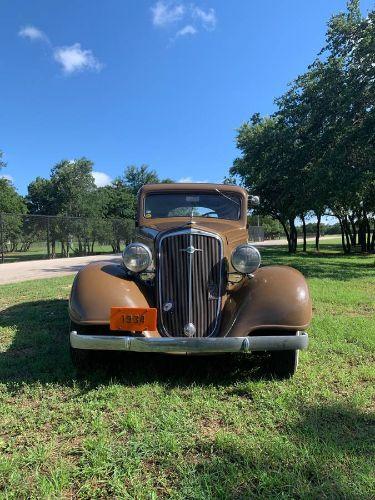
[183,323,196,337]
[163,302,173,312]
[180,245,202,255]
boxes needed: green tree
[27,158,102,257]
[232,0,374,254]
[122,165,159,195]
[0,177,27,254]
[27,177,56,215]
[232,114,304,252]
[0,178,26,214]
[122,164,174,195]
[49,158,97,217]
[99,179,136,220]
[98,180,136,251]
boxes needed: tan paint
[69,183,312,337]
[69,261,159,337]
[221,266,312,336]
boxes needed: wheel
[69,321,95,372]
[268,349,299,379]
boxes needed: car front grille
[157,230,223,337]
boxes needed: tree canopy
[231,0,374,253]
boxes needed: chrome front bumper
[70,331,308,353]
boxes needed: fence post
[0,213,4,264]
[46,216,51,259]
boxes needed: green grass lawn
[0,246,374,498]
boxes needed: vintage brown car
[69,183,311,378]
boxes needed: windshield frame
[143,191,243,221]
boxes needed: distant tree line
[0,154,173,257]
[231,0,374,253]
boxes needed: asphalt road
[0,254,122,285]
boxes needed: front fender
[69,262,157,335]
[222,265,312,337]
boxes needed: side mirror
[249,195,260,206]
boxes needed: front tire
[268,349,299,379]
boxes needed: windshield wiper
[215,188,240,206]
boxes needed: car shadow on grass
[0,299,269,390]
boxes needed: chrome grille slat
[158,230,222,338]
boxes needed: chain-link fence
[0,213,135,264]
[0,213,266,263]
[248,225,265,242]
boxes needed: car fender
[221,265,312,337]
[69,262,158,336]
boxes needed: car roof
[139,183,247,197]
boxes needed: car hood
[138,219,248,248]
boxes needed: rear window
[144,192,241,220]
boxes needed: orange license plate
[110,307,157,331]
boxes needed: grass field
[0,244,374,498]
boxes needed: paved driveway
[0,254,121,285]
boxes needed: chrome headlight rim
[231,243,261,275]
[122,242,153,273]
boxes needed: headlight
[231,244,261,274]
[122,243,152,273]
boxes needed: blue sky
[1,0,373,194]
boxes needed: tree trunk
[278,219,291,248]
[315,213,321,252]
[362,208,371,253]
[358,218,366,253]
[301,215,307,252]
[288,217,298,253]
[340,217,351,254]
[348,213,357,247]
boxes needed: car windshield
[144,192,242,220]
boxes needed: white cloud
[0,174,14,182]
[53,43,103,74]
[152,1,185,26]
[19,25,103,75]
[18,25,48,42]
[192,6,217,30]
[151,2,217,40]
[92,171,112,187]
[176,24,197,37]
[178,176,208,183]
